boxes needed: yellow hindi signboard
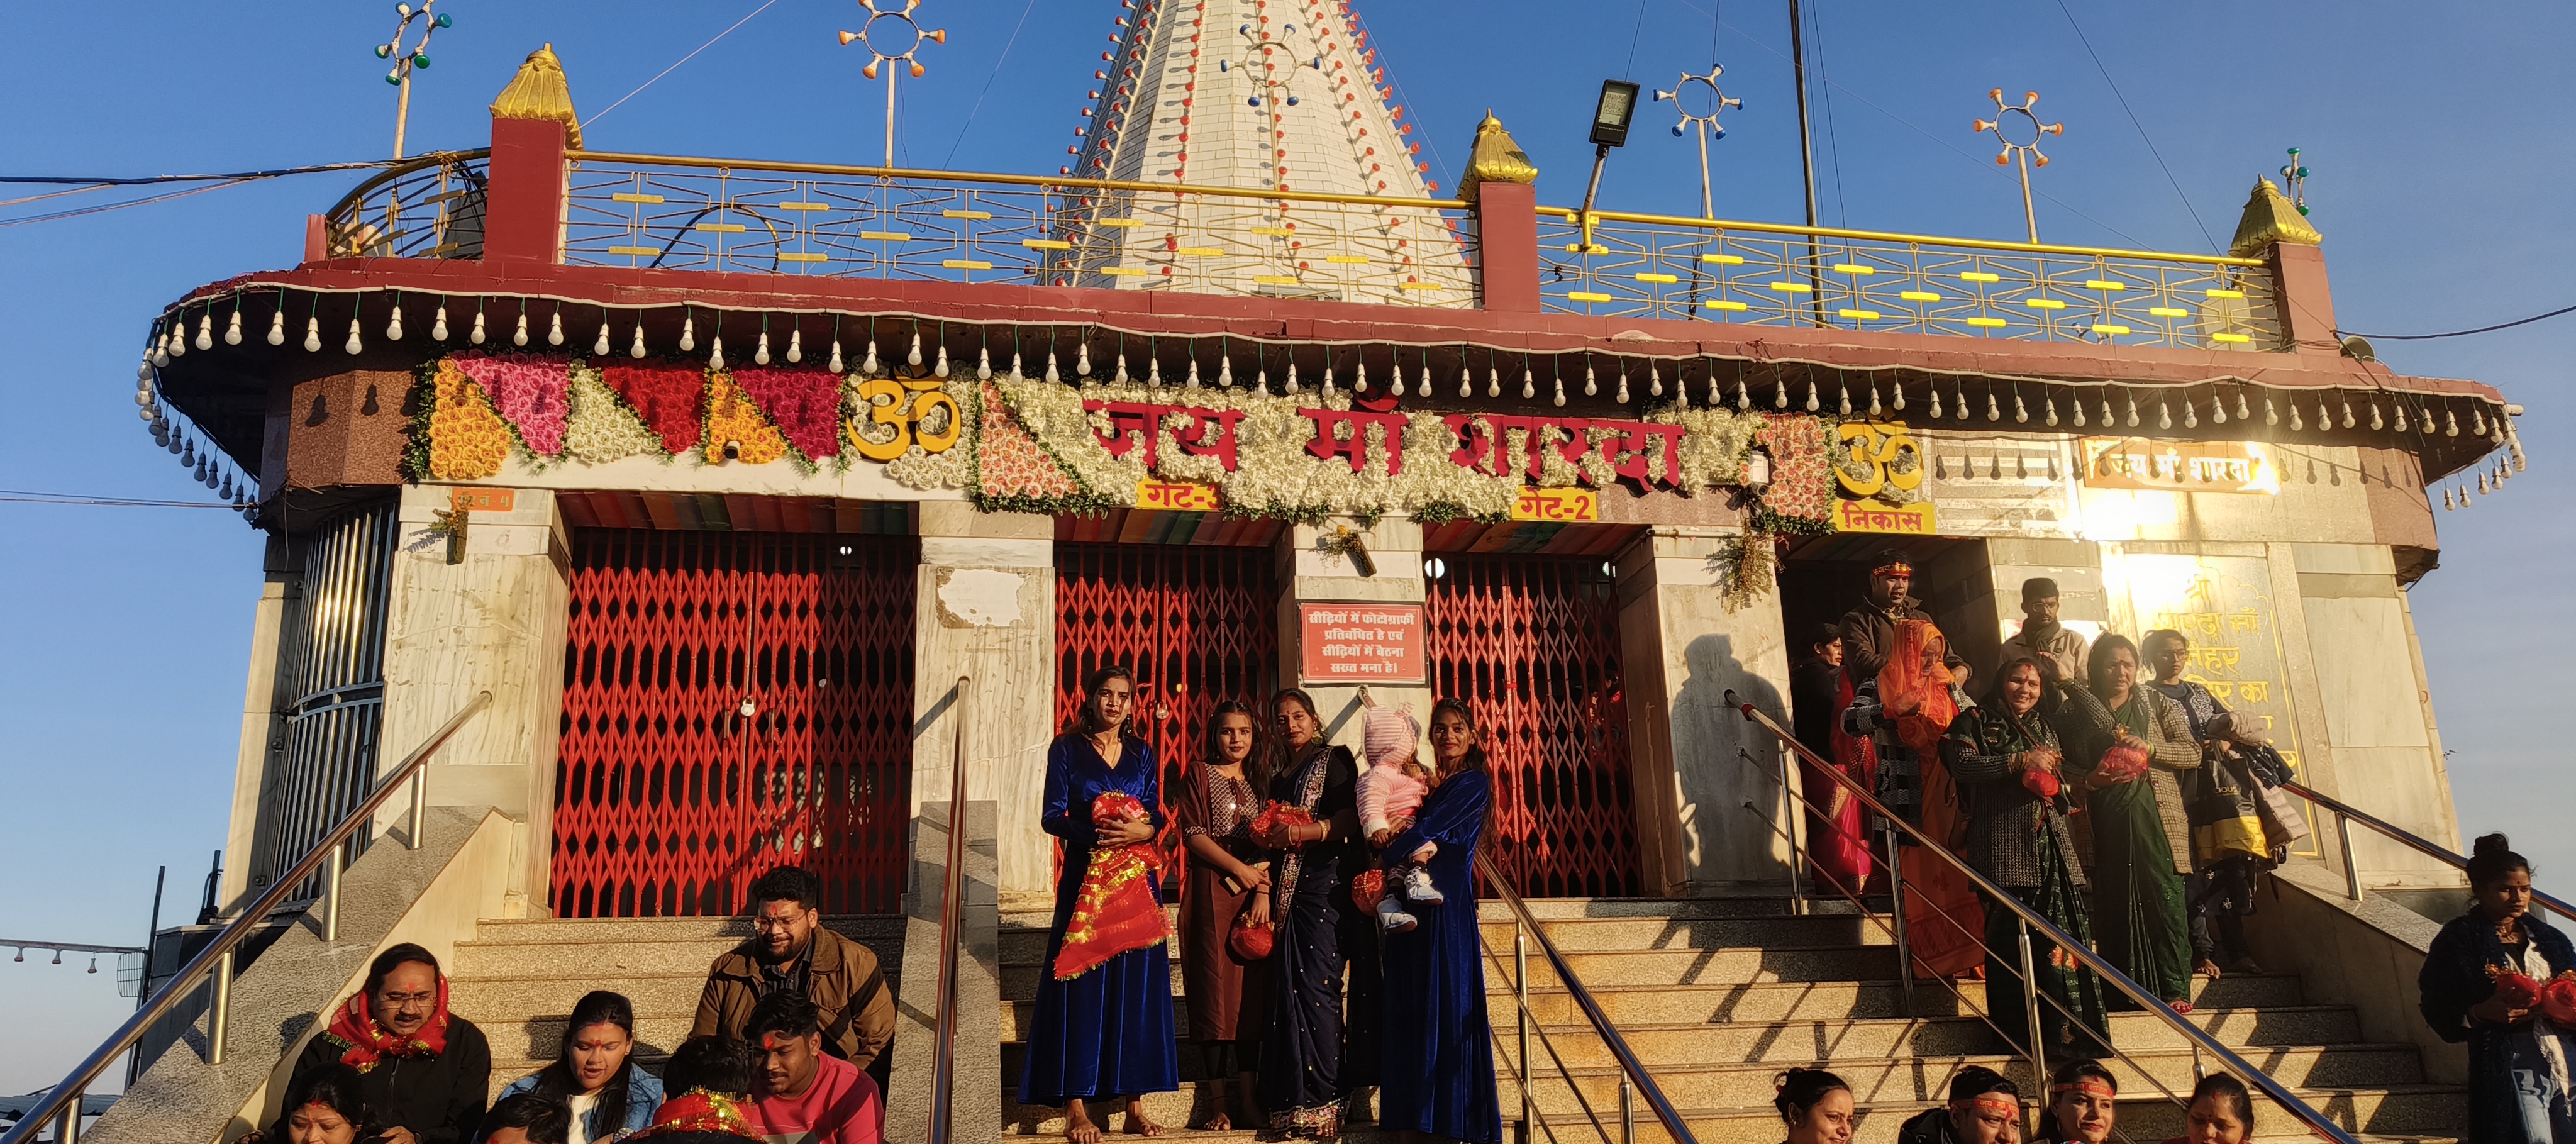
[1135,479,1221,512]
[1511,487,1599,523]
[2080,438,2279,494]
[1833,498,1937,536]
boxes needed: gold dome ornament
[489,44,581,147]
[2228,177,2322,257]
[1457,112,1540,203]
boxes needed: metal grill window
[253,501,398,895]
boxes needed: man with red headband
[1838,549,1966,689]
[1897,1066,2024,1144]
[2045,1060,2119,1144]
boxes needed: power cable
[0,160,406,187]
[1808,0,1848,226]
[0,489,238,509]
[582,0,781,131]
[2341,303,2576,342]
[2051,0,2218,253]
[0,180,252,229]
[1624,0,1651,77]
[940,0,1042,169]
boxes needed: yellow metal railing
[1538,206,2283,350]
[559,152,1477,306]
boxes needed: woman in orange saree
[1861,619,1987,980]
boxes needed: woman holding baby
[1375,697,1502,1144]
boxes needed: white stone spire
[1052,0,1472,304]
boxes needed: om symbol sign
[1834,421,1923,499]
[848,377,962,461]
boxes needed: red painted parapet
[2270,242,2340,357]
[1474,182,1542,313]
[484,117,567,265]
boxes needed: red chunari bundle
[2540,975,2576,1025]
[1051,792,1169,980]
[2021,770,2062,800]
[1252,802,1314,841]
[2094,735,2151,784]
[2489,966,2544,1010]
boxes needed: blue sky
[1,0,2567,1094]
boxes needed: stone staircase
[999,897,2461,1144]
[444,916,904,1096]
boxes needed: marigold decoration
[424,360,513,479]
[701,372,789,465]
[454,352,570,457]
[1052,791,1169,980]
[1752,413,1836,531]
[971,380,1092,512]
[602,360,708,455]
[730,365,844,461]
[562,362,663,464]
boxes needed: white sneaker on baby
[1377,896,1418,933]
[1402,865,1443,904]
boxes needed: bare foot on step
[1067,1099,1104,1144]
[1124,1097,1167,1137]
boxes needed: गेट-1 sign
[1298,602,1427,684]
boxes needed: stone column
[1275,516,1433,757]
[218,540,293,914]
[377,485,572,918]
[909,503,1058,903]
[1613,526,1794,896]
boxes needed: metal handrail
[1475,853,1699,1144]
[2279,779,2576,921]
[0,691,492,1144]
[1476,926,1616,1144]
[1534,205,2266,268]
[319,148,491,227]
[564,150,1470,213]
[1723,690,2364,1144]
[926,677,972,1144]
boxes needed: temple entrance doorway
[1777,535,1999,691]
[550,523,921,918]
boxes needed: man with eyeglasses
[693,865,897,1081]
[269,943,491,1144]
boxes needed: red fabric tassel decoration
[1052,793,1170,980]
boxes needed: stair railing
[1476,853,1699,1144]
[2277,778,2575,919]
[927,676,972,1144]
[1,691,491,1144]
[1723,690,2365,1144]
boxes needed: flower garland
[969,379,1103,514]
[701,371,790,466]
[562,361,665,464]
[453,352,569,458]
[421,360,514,480]
[1750,414,1838,535]
[602,361,707,457]
[731,365,843,462]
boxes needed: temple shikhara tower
[1058,0,1472,301]
[38,6,2542,1144]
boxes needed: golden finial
[2228,177,2321,257]
[1458,111,1539,203]
[490,43,582,147]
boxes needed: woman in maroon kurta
[1177,701,1271,1130]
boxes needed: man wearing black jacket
[273,944,491,1144]
[1896,1066,2023,1144]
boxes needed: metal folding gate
[1053,543,1280,855]
[552,531,917,917]
[1426,553,1640,898]
[255,501,399,896]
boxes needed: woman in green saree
[2072,633,2203,1012]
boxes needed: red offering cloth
[2539,975,2576,1025]
[1052,792,1171,980]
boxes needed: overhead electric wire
[581,0,781,131]
[2341,303,2576,342]
[940,0,1041,169]
[2051,0,2218,253]
[1624,0,1651,77]
[0,159,407,187]
[0,180,253,229]
[0,489,237,509]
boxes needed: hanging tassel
[863,340,881,375]
[680,314,696,352]
[1931,388,1945,419]
[1046,351,1062,384]
[1584,364,1599,397]
[548,311,565,347]
[631,321,649,359]
[787,328,804,364]
[470,309,487,345]
[1615,370,1630,404]
[513,313,530,347]
[2013,392,2028,423]
[225,308,244,346]
[1521,368,1536,399]
[908,334,925,368]
[595,321,612,357]
[2044,397,2058,427]
[1077,343,1094,377]
[1552,370,1567,408]
[269,308,287,346]
[1649,364,1663,398]
[709,334,725,369]
[1187,357,1202,388]
[345,318,364,355]
[1985,392,2001,422]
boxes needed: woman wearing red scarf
[1841,619,1985,981]
[272,944,492,1144]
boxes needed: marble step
[997,896,1826,931]
[1001,945,1901,1002]
[462,915,904,946]
[997,914,1891,965]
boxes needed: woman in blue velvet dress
[1255,687,1376,1138]
[1379,698,1502,1144]
[1019,665,1178,1143]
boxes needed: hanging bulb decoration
[304,316,323,352]
[1892,381,1906,411]
[2013,392,2029,424]
[2236,391,2252,422]
[1804,379,1821,412]
[1774,379,1788,409]
[2072,394,2087,427]
[1045,351,1061,383]
[631,322,649,359]
[430,304,448,341]
[1584,364,1599,397]
[1009,351,1025,378]
[470,308,487,345]
[1285,362,1300,393]
[1521,367,1536,400]
[2472,406,2489,436]
[1957,386,1974,422]
[932,342,948,377]
[756,330,773,366]
[1414,361,1429,397]
[1350,358,1365,392]
[2183,398,2197,430]
[2445,408,2460,437]
[2045,397,2059,426]
[1457,364,1475,399]
[2289,402,2304,432]
[862,340,881,375]
[708,333,725,369]
[1931,387,1946,419]
[1487,367,1502,398]
[2368,403,2383,431]
[268,308,287,346]
[2443,487,2455,511]
[513,312,530,347]
[1984,391,2001,422]
[224,308,244,346]
[196,313,215,350]
[2392,404,2408,432]
[2158,399,2172,430]
[908,333,925,369]
[165,321,185,359]
[679,314,696,352]
[1615,369,1631,404]
[1649,363,1663,398]
[2266,398,2279,428]
[2478,469,2491,495]
[1256,368,1272,396]
[1114,352,1130,384]
[594,320,613,357]
[547,311,565,347]
[1867,381,1881,418]
[150,326,170,366]
[787,328,803,364]
[2211,394,2226,425]
[2126,396,2140,428]
[975,347,993,380]
[1552,370,1567,407]
[1077,343,1093,378]
[345,318,365,355]
[1187,357,1202,388]
[1735,376,1750,411]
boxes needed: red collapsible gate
[552,530,918,917]
[1426,553,1640,898]
[1053,543,1280,858]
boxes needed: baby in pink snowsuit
[1358,696,1443,931]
